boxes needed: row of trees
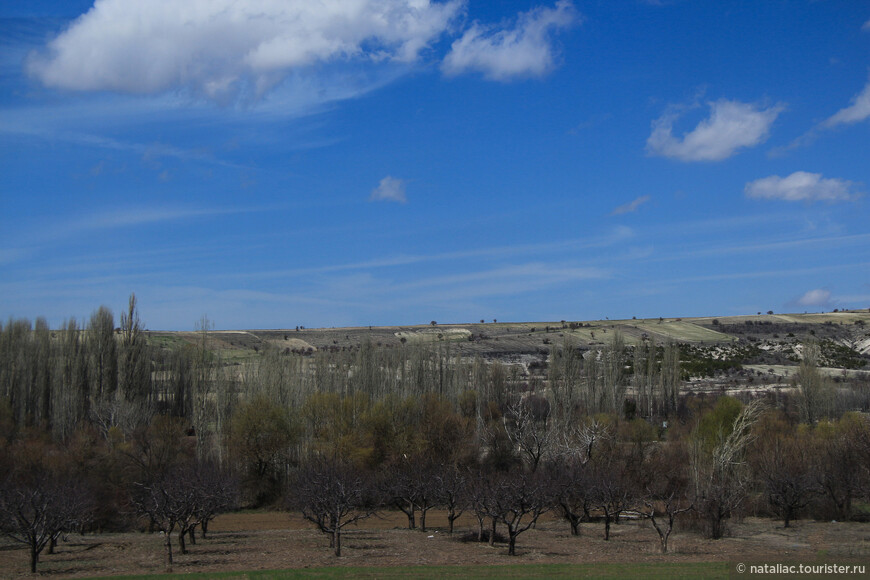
[2,389,869,571]
[287,399,870,558]
[1,300,691,453]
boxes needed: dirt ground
[2,511,869,578]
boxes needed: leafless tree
[0,471,94,573]
[131,468,197,568]
[485,471,552,555]
[294,458,378,557]
[588,445,635,541]
[691,399,765,539]
[432,464,467,534]
[795,340,832,424]
[639,442,693,553]
[383,459,438,531]
[467,467,500,545]
[118,294,151,405]
[753,433,817,527]
[811,415,867,521]
[550,458,592,536]
[503,395,553,472]
[88,306,117,404]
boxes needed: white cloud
[611,195,650,216]
[796,289,831,307]
[646,99,783,162]
[745,171,858,203]
[370,176,407,203]
[863,19,870,32]
[27,0,463,102]
[441,0,577,81]
[823,75,870,128]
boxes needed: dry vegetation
[2,301,870,577]
[2,511,869,578]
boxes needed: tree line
[1,298,869,572]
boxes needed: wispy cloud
[862,19,870,32]
[822,74,870,128]
[441,0,577,81]
[231,226,635,282]
[370,176,407,203]
[774,73,870,155]
[646,99,783,162]
[745,171,860,203]
[610,195,650,215]
[661,261,870,285]
[25,205,270,247]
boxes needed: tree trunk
[406,501,416,529]
[201,519,209,539]
[333,528,341,557]
[30,545,39,574]
[188,526,197,545]
[164,533,174,569]
[570,517,580,536]
[48,534,57,554]
[508,533,517,556]
[447,508,456,534]
[178,528,187,554]
[420,509,427,532]
[489,518,497,546]
[604,514,611,541]
[476,514,485,542]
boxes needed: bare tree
[0,471,93,573]
[795,340,831,424]
[659,341,681,417]
[550,458,592,536]
[468,467,499,545]
[87,306,117,404]
[691,398,765,539]
[383,459,437,531]
[118,294,151,405]
[754,433,817,528]
[588,446,635,541]
[485,471,551,556]
[131,469,196,568]
[639,442,693,553]
[433,464,467,534]
[503,395,553,472]
[812,414,867,521]
[294,458,377,557]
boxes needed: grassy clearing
[85,562,731,580]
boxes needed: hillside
[149,310,870,361]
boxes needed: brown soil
[2,512,869,578]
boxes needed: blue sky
[1,1,869,331]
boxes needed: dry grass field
[2,511,869,578]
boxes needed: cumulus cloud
[745,171,859,203]
[370,176,407,203]
[796,289,831,307]
[27,0,463,101]
[610,195,650,216]
[823,75,870,128]
[646,99,783,162]
[441,0,577,81]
